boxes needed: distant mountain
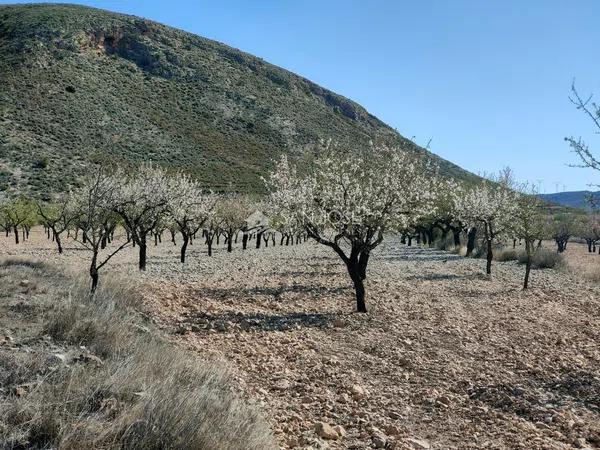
[539,190,600,210]
[0,3,479,197]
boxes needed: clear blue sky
[3,0,600,192]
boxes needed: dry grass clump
[517,248,564,269]
[493,248,518,262]
[44,278,143,358]
[0,257,47,271]
[0,264,276,450]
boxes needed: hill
[0,3,477,197]
[539,190,600,210]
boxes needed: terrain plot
[1,232,599,449]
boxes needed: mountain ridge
[0,3,477,197]
[538,190,600,210]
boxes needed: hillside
[0,3,476,197]
[539,191,600,210]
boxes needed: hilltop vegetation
[0,3,475,197]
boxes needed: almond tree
[168,174,216,263]
[0,197,34,244]
[456,174,518,275]
[36,195,77,254]
[510,184,547,289]
[216,195,254,252]
[112,165,171,271]
[566,82,600,172]
[579,213,600,253]
[266,145,435,313]
[71,172,130,292]
[549,213,575,253]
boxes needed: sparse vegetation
[517,247,564,269]
[0,3,479,198]
[0,259,276,450]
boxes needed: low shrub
[494,248,518,262]
[517,248,564,269]
[1,272,276,450]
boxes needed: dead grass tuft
[0,270,276,449]
[517,248,564,269]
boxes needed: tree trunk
[523,241,532,289]
[180,233,189,263]
[13,226,18,244]
[207,238,213,256]
[350,270,367,313]
[426,228,434,248]
[227,229,233,252]
[407,236,412,246]
[256,231,263,249]
[358,251,370,280]
[242,233,248,250]
[138,236,147,271]
[55,232,63,254]
[466,227,477,256]
[90,253,99,293]
[452,229,461,248]
[486,238,493,275]
[439,229,448,250]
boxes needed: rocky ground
[2,231,600,449]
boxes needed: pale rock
[14,386,27,397]
[332,425,346,437]
[314,422,339,440]
[350,384,366,400]
[407,437,431,450]
[273,379,291,390]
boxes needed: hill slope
[539,191,599,210]
[0,3,476,197]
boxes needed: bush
[1,272,276,450]
[517,248,564,269]
[494,248,518,262]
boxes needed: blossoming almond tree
[216,195,255,252]
[70,171,129,292]
[510,184,547,289]
[456,174,518,275]
[112,165,171,271]
[167,173,216,263]
[36,195,77,254]
[266,145,436,313]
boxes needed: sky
[3,0,600,192]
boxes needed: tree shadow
[378,247,462,263]
[405,273,463,281]
[186,311,334,332]
[187,283,350,301]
